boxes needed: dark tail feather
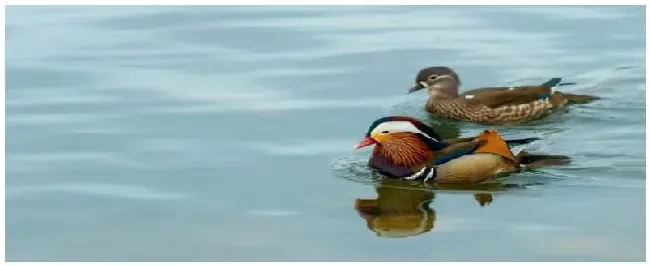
[516,151,571,168]
[505,137,540,147]
[564,93,600,104]
[541,77,562,87]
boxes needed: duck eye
[428,75,438,80]
[381,130,389,134]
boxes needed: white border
[1,3,6,265]
[2,1,649,5]
[2,1,648,264]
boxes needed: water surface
[5,5,646,261]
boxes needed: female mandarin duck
[355,116,570,184]
[408,66,600,125]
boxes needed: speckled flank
[427,93,570,125]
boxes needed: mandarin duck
[408,66,600,125]
[355,116,570,184]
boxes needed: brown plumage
[371,132,433,169]
[356,116,571,184]
[408,66,600,125]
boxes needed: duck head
[355,116,448,177]
[408,66,461,99]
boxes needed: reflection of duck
[407,66,599,125]
[355,182,435,238]
[354,181,501,238]
[474,193,493,207]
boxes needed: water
[5,5,646,261]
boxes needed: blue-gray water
[5,5,646,261]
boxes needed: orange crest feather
[473,129,516,162]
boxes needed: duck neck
[370,135,435,174]
[428,84,459,100]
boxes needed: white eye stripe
[372,121,421,134]
[371,121,440,141]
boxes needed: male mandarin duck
[355,116,570,184]
[407,66,600,125]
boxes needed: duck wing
[457,77,561,99]
[459,86,512,96]
[435,129,522,165]
[459,86,553,108]
[429,139,485,165]
[444,136,539,147]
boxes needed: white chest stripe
[423,169,436,182]
[404,167,436,182]
[405,167,428,180]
